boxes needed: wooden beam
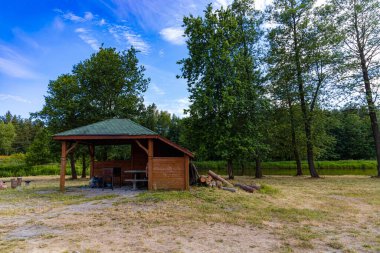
[135,140,148,155]
[60,141,67,192]
[148,139,153,190]
[88,145,95,178]
[65,142,78,156]
[184,155,190,190]
[53,135,158,141]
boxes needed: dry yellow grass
[0,175,379,252]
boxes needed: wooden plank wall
[151,157,185,190]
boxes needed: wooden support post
[60,141,67,192]
[184,155,190,190]
[88,145,95,178]
[148,139,153,190]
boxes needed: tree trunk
[288,96,302,176]
[81,153,86,178]
[241,161,245,176]
[103,147,108,161]
[292,14,319,178]
[227,159,234,179]
[69,152,77,179]
[255,156,263,178]
[354,11,380,177]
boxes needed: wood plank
[148,139,153,190]
[60,141,67,192]
[88,145,95,178]
[135,140,148,155]
[184,155,189,190]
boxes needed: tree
[332,0,380,177]
[35,47,150,178]
[25,128,53,165]
[179,0,265,179]
[0,121,16,155]
[267,0,341,177]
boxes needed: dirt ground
[0,175,379,253]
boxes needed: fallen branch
[208,170,233,187]
[248,184,261,190]
[220,187,236,193]
[234,183,255,193]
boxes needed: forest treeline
[1,0,380,178]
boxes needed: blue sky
[0,0,272,118]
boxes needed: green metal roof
[54,119,157,136]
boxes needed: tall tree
[0,122,16,155]
[267,0,341,177]
[35,47,149,178]
[332,0,380,177]
[179,0,265,178]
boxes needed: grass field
[195,160,378,176]
[0,175,379,252]
[1,155,378,177]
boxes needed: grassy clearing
[0,175,379,252]
[195,160,378,176]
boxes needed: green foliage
[35,47,149,133]
[138,103,172,137]
[25,128,53,165]
[0,121,16,155]
[179,0,266,171]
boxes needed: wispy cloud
[12,28,42,50]
[159,27,186,45]
[62,11,95,22]
[109,25,150,54]
[159,49,164,57]
[151,83,165,95]
[75,28,100,50]
[0,94,31,104]
[59,10,150,54]
[154,97,190,117]
[0,44,41,79]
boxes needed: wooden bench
[124,170,147,190]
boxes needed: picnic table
[124,170,147,190]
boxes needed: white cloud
[75,28,100,50]
[99,19,106,26]
[158,49,164,57]
[53,17,65,31]
[109,25,150,54]
[0,94,31,104]
[159,27,186,45]
[151,98,190,117]
[84,12,94,21]
[213,0,232,8]
[63,12,85,22]
[125,33,150,54]
[151,83,165,95]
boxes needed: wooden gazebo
[53,119,194,192]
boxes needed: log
[234,183,255,193]
[221,187,236,193]
[208,170,233,187]
[199,175,207,183]
[248,184,261,190]
[216,180,223,188]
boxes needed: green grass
[0,154,85,177]
[1,154,378,177]
[194,160,378,176]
